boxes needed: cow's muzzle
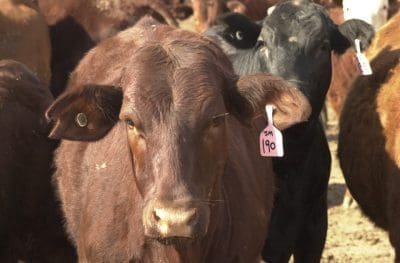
[143,199,210,243]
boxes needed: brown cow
[0,60,76,262]
[37,0,178,40]
[45,17,311,262]
[0,0,51,85]
[36,0,182,97]
[338,13,400,261]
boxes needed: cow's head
[206,0,374,119]
[46,31,311,244]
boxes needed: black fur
[205,1,374,262]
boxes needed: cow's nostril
[153,210,161,222]
[187,211,197,225]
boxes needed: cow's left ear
[331,19,375,54]
[224,73,311,130]
[46,85,123,141]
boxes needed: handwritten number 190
[262,139,276,153]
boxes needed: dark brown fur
[36,0,180,97]
[0,60,76,262]
[0,0,51,85]
[338,13,400,261]
[37,0,178,40]
[46,18,311,262]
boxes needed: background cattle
[0,0,51,86]
[192,0,280,32]
[0,60,76,262]
[45,17,312,262]
[35,0,185,97]
[37,0,179,40]
[204,1,374,262]
[338,13,400,262]
[326,0,400,121]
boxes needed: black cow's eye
[235,30,244,40]
[319,41,330,52]
[125,119,135,129]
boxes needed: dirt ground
[320,106,394,263]
[180,17,394,263]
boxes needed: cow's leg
[293,126,330,263]
[292,192,328,263]
[293,123,330,263]
[261,176,303,263]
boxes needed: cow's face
[256,1,373,118]
[257,2,334,117]
[206,1,374,119]
[118,44,231,243]
[45,29,312,244]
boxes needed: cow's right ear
[46,85,123,141]
[224,73,311,130]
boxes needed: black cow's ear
[219,12,262,49]
[46,85,123,141]
[331,19,375,54]
[224,73,311,130]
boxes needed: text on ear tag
[259,105,284,157]
[75,112,88,127]
[355,39,373,76]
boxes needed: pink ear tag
[259,105,284,157]
[355,39,372,76]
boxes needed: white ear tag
[259,105,284,157]
[355,39,373,76]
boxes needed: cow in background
[0,60,76,262]
[0,0,51,86]
[338,13,400,261]
[204,1,374,261]
[326,0,400,120]
[45,17,312,262]
[192,0,280,32]
[35,0,181,97]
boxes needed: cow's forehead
[264,2,332,37]
[120,44,227,129]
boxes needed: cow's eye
[211,113,229,127]
[125,119,135,129]
[235,30,244,40]
[319,41,330,52]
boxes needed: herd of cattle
[0,0,399,262]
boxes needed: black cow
[205,1,374,262]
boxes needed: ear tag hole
[76,112,88,127]
[259,105,284,157]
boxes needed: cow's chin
[156,236,196,246]
[144,224,208,246]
